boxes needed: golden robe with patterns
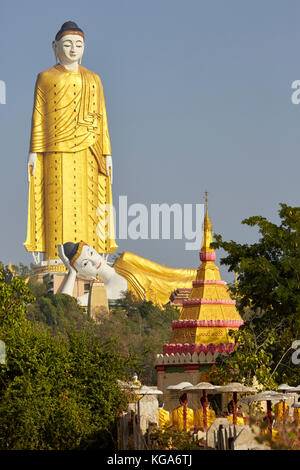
[158,408,171,428]
[226,414,245,426]
[194,408,216,430]
[114,251,197,306]
[171,406,194,432]
[293,407,300,426]
[274,402,290,422]
[24,64,117,259]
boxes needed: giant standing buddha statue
[23,22,213,311]
[24,21,117,275]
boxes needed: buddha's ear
[52,41,58,63]
[52,40,57,54]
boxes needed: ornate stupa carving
[156,198,243,371]
[169,288,192,306]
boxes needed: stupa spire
[200,192,216,262]
[201,192,214,253]
[155,201,244,400]
[162,198,243,355]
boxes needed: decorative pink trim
[163,342,235,355]
[192,280,225,286]
[156,364,212,370]
[172,319,244,329]
[183,299,236,306]
[200,251,216,262]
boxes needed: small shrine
[155,197,244,411]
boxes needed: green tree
[26,276,97,335]
[211,203,300,388]
[99,291,180,385]
[0,266,130,449]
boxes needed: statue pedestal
[88,281,109,321]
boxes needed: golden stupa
[163,198,244,357]
[155,200,244,409]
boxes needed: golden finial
[201,192,214,253]
[204,191,208,209]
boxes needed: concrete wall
[117,394,159,450]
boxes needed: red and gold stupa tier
[156,205,243,370]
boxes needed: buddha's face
[73,245,104,280]
[53,34,85,65]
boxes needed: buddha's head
[60,241,105,280]
[52,21,85,66]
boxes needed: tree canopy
[0,267,131,450]
[0,265,179,449]
[98,291,180,385]
[211,203,300,388]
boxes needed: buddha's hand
[106,155,113,184]
[27,152,37,182]
[57,244,76,275]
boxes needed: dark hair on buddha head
[179,393,187,404]
[63,241,79,262]
[63,240,88,268]
[55,21,85,41]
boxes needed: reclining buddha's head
[60,241,104,280]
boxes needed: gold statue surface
[25,22,198,308]
[114,251,197,306]
[25,22,117,260]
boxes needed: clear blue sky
[1,0,300,282]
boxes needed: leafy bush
[0,266,131,450]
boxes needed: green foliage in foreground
[27,282,179,385]
[149,426,205,450]
[98,292,180,385]
[0,267,130,450]
[27,278,94,335]
[211,203,300,388]
[0,266,178,449]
